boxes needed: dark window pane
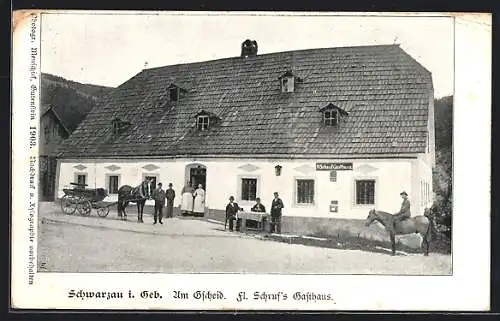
[356,180,375,205]
[109,176,119,194]
[241,178,257,201]
[297,179,314,204]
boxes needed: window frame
[280,76,295,93]
[73,172,88,189]
[323,109,339,126]
[197,115,210,131]
[294,177,316,207]
[352,177,377,207]
[236,174,261,204]
[241,178,258,202]
[105,174,121,195]
[112,119,121,134]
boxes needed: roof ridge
[142,44,401,72]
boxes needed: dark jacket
[270,198,284,216]
[166,188,176,203]
[251,203,266,213]
[226,202,240,218]
[152,188,166,204]
[395,198,411,218]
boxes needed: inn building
[54,41,435,227]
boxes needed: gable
[56,44,433,158]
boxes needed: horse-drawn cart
[60,183,115,217]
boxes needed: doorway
[189,166,206,190]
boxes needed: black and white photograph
[11,11,491,310]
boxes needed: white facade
[55,155,433,220]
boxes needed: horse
[365,208,435,256]
[117,180,152,222]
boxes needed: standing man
[393,191,411,229]
[152,182,166,224]
[165,183,176,218]
[270,192,284,234]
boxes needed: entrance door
[190,167,206,190]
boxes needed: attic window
[324,110,338,126]
[111,118,131,134]
[169,87,179,102]
[319,103,349,127]
[168,84,187,102]
[112,118,121,134]
[279,70,296,93]
[197,115,209,131]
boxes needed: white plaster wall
[57,157,416,219]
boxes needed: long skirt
[193,195,205,214]
[181,193,193,213]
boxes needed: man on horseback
[393,191,411,229]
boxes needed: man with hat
[165,183,176,218]
[393,191,411,229]
[152,182,166,224]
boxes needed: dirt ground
[37,202,452,275]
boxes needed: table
[236,211,270,233]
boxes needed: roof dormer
[319,103,349,126]
[278,70,303,93]
[194,110,219,131]
[111,117,131,134]
[168,83,187,102]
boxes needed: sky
[41,12,454,98]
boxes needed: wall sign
[316,162,353,171]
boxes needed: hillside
[41,73,114,132]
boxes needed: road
[37,202,452,275]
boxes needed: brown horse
[365,208,434,256]
[117,180,152,222]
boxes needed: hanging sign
[316,162,353,171]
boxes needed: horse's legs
[390,232,396,256]
[117,201,122,218]
[422,236,430,256]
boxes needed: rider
[393,191,411,229]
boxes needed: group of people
[150,182,176,224]
[180,182,206,216]
[225,192,284,233]
[142,176,412,231]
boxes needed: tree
[432,96,453,239]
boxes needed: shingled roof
[56,44,433,159]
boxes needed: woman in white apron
[180,182,194,215]
[192,184,205,216]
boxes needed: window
[44,124,50,144]
[108,175,119,194]
[241,178,257,201]
[281,77,294,93]
[197,115,210,131]
[330,170,337,182]
[112,119,121,134]
[355,179,375,205]
[324,110,338,126]
[296,179,315,204]
[76,174,86,188]
[169,87,179,102]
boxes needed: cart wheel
[97,206,110,217]
[77,199,92,216]
[61,195,77,215]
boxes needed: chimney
[241,39,258,57]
